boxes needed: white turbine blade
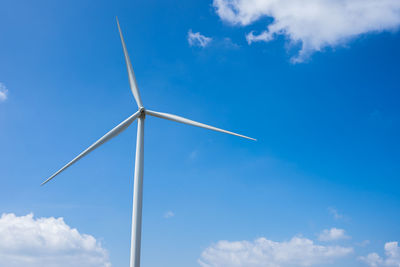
[146,109,256,141]
[116,17,143,108]
[41,111,141,186]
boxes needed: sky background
[0,0,400,267]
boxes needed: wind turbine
[42,18,256,267]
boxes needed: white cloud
[318,228,350,242]
[360,253,384,267]
[199,236,353,267]
[0,213,111,267]
[188,30,212,47]
[360,242,400,267]
[164,211,175,219]
[0,83,8,101]
[213,0,400,62]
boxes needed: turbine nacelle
[138,107,146,117]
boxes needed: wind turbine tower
[42,18,256,267]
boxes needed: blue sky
[0,0,400,266]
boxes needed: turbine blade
[116,17,143,108]
[145,109,256,141]
[41,111,141,186]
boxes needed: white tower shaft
[130,115,145,267]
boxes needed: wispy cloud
[0,83,8,102]
[199,236,353,267]
[318,228,350,242]
[213,0,400,62]
[359,242,400,267]
[328,207,344,220]
[224,37,241,49]
[189,150,198,160]
[0,213,111,267]
[164,211,175,219]
[188,30,212,47]
[357,240,371,247]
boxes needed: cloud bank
[0,83,8,101]
[0,213,111,267]
[188,30,212,47]
[360,242,400,267]
[213,0,400,62]
[199,236,353,267]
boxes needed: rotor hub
[139,107,146,117]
